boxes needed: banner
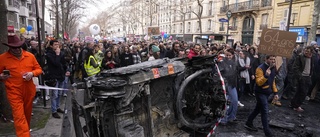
[147,27,160,35]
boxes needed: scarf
[239,57,250,84]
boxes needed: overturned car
[72,55,227,137]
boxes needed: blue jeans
[246,93,272,136]
[62,76,69,95]
[221,86,238,123]
[51,80,64,113]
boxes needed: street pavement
[0,85,83,137]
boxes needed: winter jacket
[45,47,66,82]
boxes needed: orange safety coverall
[0,50,42,137]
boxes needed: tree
[0,0,13,121]
[48,0,99,39]
[308,0,320,44]
[190,0,204,34]
[174,0,191,41]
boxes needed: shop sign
[289,28,305,36]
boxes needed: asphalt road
[215,94,320,137]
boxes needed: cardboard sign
[259,29,298,58]
[147,27,160,35]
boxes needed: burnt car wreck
[72,55,227,137]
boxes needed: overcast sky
[80,0,119,28]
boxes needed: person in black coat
[165,42,180,58]
[119,45,134,67]
[45,40,68,119]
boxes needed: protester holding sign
[258,29,298,58]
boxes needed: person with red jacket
[187,44,201,59]
[0,35,42,137]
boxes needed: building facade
[272,0,320,45]
[106,0,320,44]
[6,0,52,38]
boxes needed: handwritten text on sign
[259,29,298,58]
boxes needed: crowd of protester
[18,37,319,136]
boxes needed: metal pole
[226,21,229,44]
[35,0,46,107]
[41,0,45,43]
[286,0,293,31]
[55,0,59,38]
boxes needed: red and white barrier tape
[207,64,228,137]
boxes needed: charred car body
[72,55,227,137]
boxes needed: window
[166,25,168,32]
[8,0,13,6]
[173,10,176,21]
[180,23,183,32]
[28,4,32,11]
[188,6,192,19]
[173,24,176,33]
[166,13,169,22]
[283,9,289,25]
[261,14,268,25]
[21,0,26,7]
[188,22,191,32]
[220,22,224,31]
[208,19,212,30]
[232,17,237,27]
[28,20,33,29]
[208,1,213,16]
[7,12,18,28]
[19,16,26,28]
[197,21,200,32]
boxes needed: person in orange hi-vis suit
[0,35,42,137]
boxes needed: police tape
[36,85,69,91]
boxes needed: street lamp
[226,10,232,44]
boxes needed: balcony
[7,0,20,13]
[260,24,268,30]
[229,26,238,30]
[19,6,29,17]
[220,0,272,14]
[219,27,225,31]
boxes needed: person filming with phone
[0,35,42,137]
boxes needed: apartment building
[106,0,319,44]
[6,0,52,38]
[216,0,273,45]
[272,0,320,45]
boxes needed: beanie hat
[310,41,318,46]
[151,45,160,53]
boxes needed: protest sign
[259,29,298,58]
[148,27,160,35]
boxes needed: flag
[64,32,69,40]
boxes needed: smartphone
[3,70,10,76]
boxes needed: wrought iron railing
[220,0,272,13]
